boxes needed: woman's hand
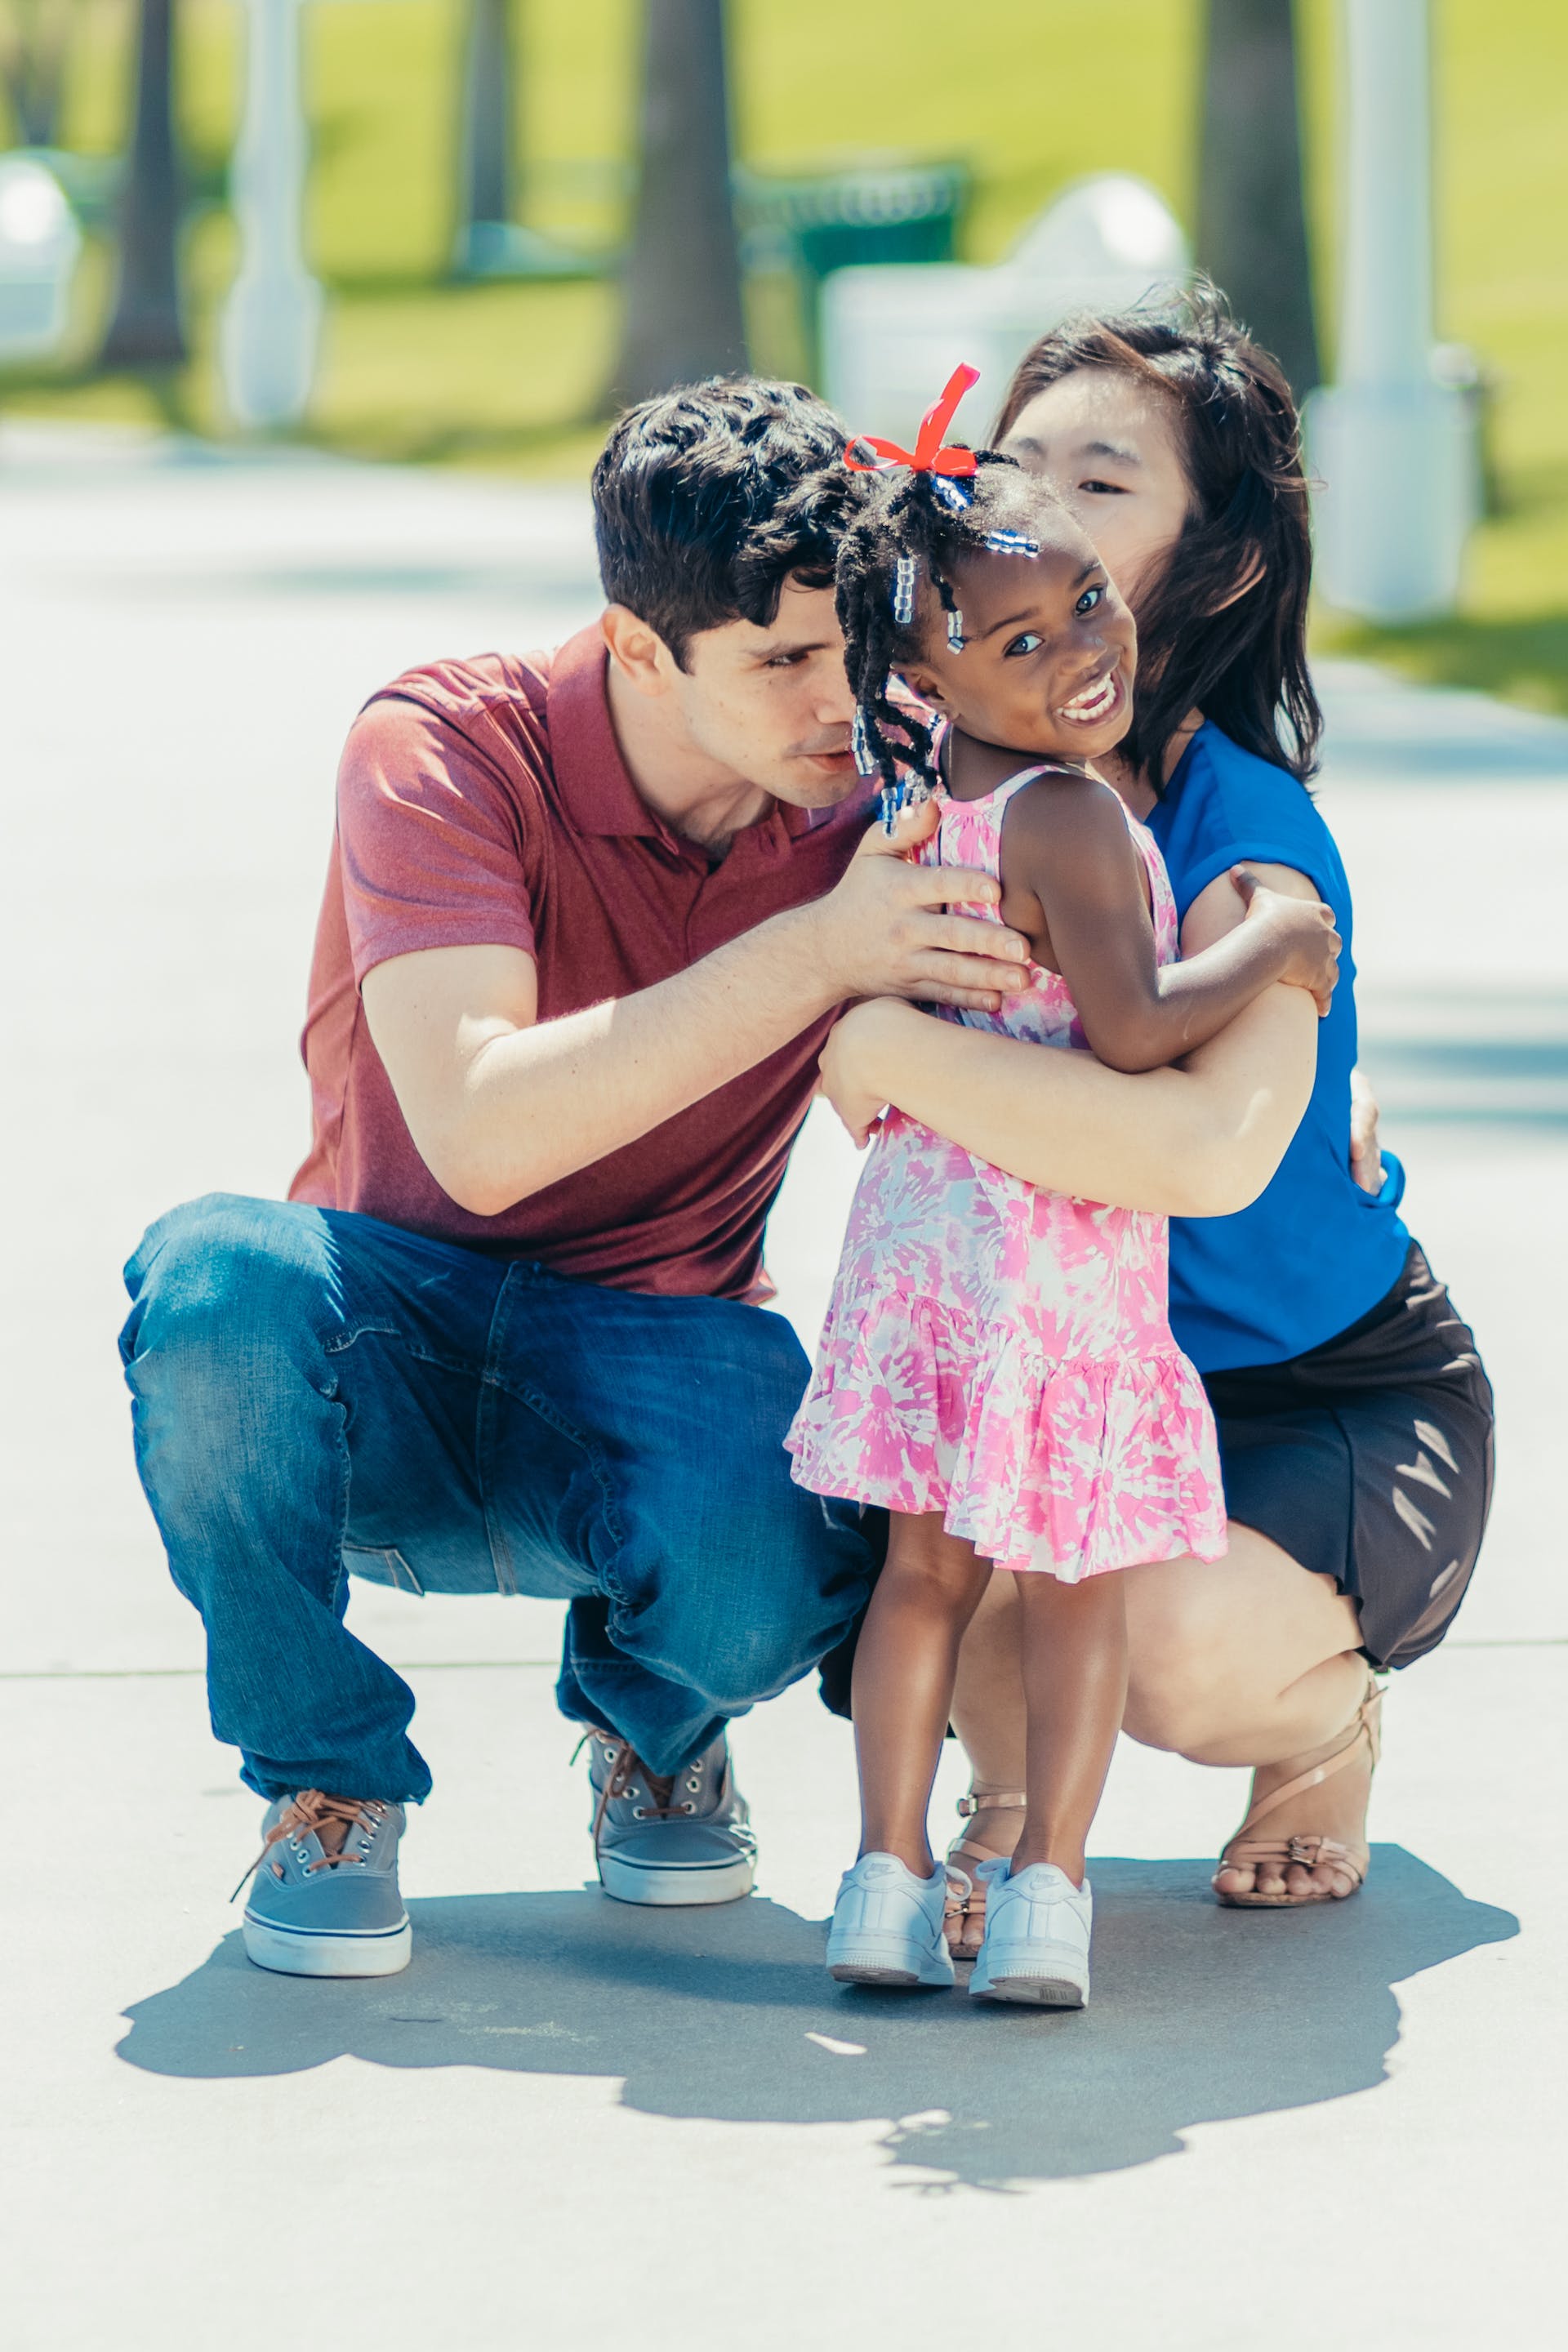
[818,997,913,1148]
[1349,1065,1385,1192]
[1231,864,1341,1015]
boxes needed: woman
[817,292,1493,1927]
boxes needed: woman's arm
[1003,780,1339,1073]
[817,976,1318,1218]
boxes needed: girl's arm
[817,975,1318,1218]
[1003,778,1339,1074]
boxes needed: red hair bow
[844,362,980,479]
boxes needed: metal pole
[1307,0,1475,620]
[1339,0,1432,387]
[220,0,323,430]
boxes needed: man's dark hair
[592,376,863,669]
[835,451,1053,795]
[992,285,1322,786]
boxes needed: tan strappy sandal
[944,1788,1027,1957]
[1214,1677,1384,1909]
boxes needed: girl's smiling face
[898,497,1138,764]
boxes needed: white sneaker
[826,1853,957,1989]
[969,1860,1092,2007]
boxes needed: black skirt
[1204,1241,1494,1669]
[817,1237,1493,1717]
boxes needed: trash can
[0,156,82,364]
[737,159,972,381]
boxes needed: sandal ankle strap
[1229,1681,1383,1844]
[956,1789,1027,1818]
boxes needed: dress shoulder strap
[987,760,1085,812]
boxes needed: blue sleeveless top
[1143,723,1409,1371]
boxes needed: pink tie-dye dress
[786,768,1228,1582]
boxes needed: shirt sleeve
[1172,834,1344,925]
[336,693,540,987]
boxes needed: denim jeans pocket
[343,1544,425,1597]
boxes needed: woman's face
[1000,368,1192,617]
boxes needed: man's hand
[804,795,1030,1013]
[1349,1065,1384,1192]
[360,796,1027,1221]
[1231,864,1341,1016]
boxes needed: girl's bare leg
[1010,1572,1128,1886]
[853,1510,991,1878]
[948,1525,1373,1904]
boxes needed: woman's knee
[1120,1564,1239,1755]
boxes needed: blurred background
[0,0,1563,704]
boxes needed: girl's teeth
[1062,673,1116,719]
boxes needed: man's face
[666,578,862,809]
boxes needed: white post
[220,0,323,430]
[1307,0,1476,621]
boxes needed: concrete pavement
[2,425,1563,2350]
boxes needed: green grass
[3,0,1566,709]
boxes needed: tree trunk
[457,0,514,247]
[1197,0,1320,399]
[0,2,74,148]
[611,0,746,403]
[98,0,186,369]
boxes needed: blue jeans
[119,1195,875,1799]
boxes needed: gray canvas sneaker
[238,1790,412,1977]
[583,1729,757,1906]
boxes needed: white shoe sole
[826,1936,954,1989]
[243,1913,412,1978]
[597,1849,756,1907]
[970,1946,1088,2008]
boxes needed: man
[119,377,1031,1979]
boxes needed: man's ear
[601,604,677,698]
[1208,548,1266,617]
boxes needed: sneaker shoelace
[572,1733,702,1855]
[231,1790,389,1902]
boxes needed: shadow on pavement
[117,1848,1515,2192]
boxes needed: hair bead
[851,706,879,777]
[891,553,917,626]
[982,529,1040,556]
[929,474,972,512]
[879,773,933,835]
[947,607,964,653]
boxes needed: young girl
[787,368,1340,2007]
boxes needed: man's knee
[644,1494,872,1713]
[697,1602,840,1714]
[123,1195,327,1366]
[120,1195,337,1497]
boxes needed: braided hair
[835,446,1059,823]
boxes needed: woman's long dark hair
[993,285,1321,786]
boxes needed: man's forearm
[438,903,840,1214]
[853,987,1316,1218]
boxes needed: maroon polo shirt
[290,624,872,1299]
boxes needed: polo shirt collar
[549,623,665,839]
